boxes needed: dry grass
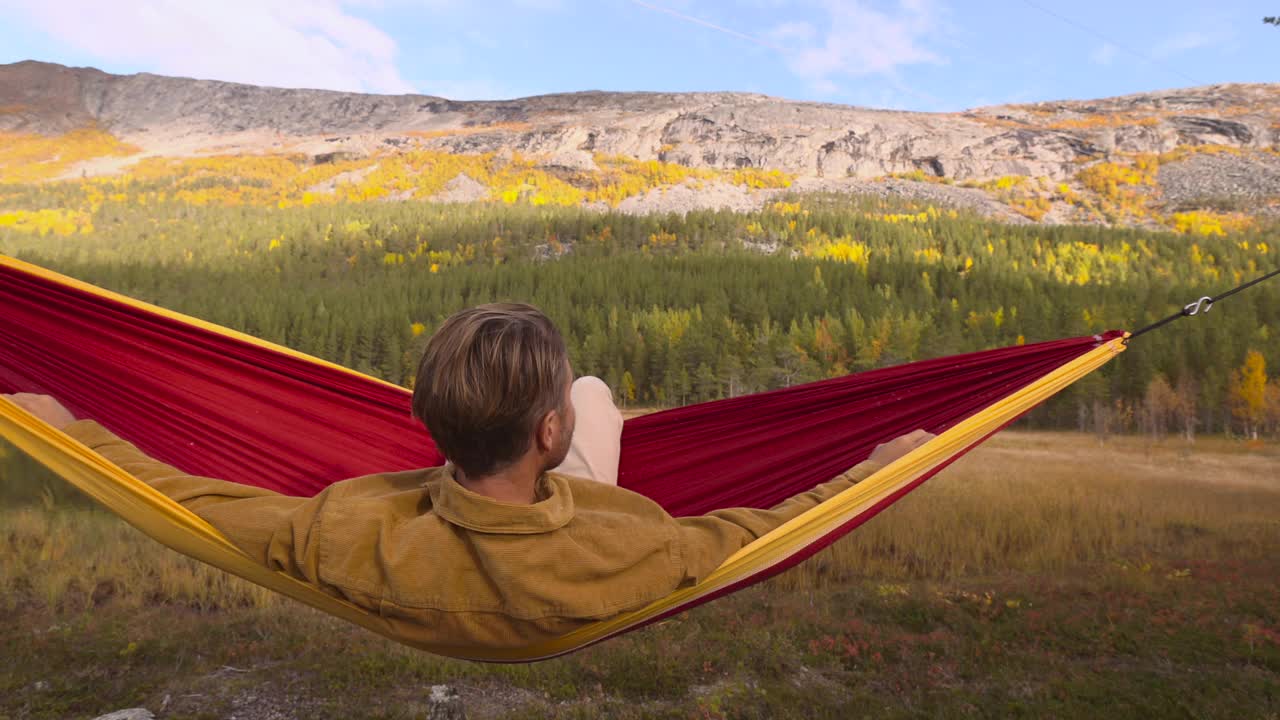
[782,431,1280,587]
[1,508,279,614]
[2,430,1278,719]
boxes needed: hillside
[2,60,1279,227]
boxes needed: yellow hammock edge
[0,335,1128,662]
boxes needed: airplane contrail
[625,0,789,53]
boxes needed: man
[4,303,934,650]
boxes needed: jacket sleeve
[61,418,327,581]
[673,459,884,584]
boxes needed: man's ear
[535,407,559,452]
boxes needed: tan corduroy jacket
[64,419,883,649]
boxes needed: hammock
[0,253,1129,661]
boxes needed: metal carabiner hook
[1183,296,1214,316]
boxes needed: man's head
[412,303,575,479]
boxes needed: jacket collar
[430,464,575,534]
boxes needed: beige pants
[552,376,623,485]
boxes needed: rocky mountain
[2,60,1279,222]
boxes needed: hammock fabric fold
[0,254,1129,661]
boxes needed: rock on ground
[427,684,467,720]
[429,173,491,203]
[793,177,1034,224]
[539,149,598,173]
[615,181,783,215]
[304,163,379,194]
[91,710,154,720]
[1157,151,1280,211]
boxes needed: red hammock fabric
[0,258,1123,508]
[0,258,1123,587]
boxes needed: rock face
[3,60,1277,185]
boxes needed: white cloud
[1152,29,1231,59]
[1090,43,1117,66]
[3,0,415,94]
[769,0,946,95]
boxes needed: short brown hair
[412,303,571,477]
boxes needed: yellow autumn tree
[1227,350,1269,439]
[620,371,637,407]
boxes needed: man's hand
[868,429,937,466]
[1,393,78,430]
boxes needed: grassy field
[2,430,1279,719]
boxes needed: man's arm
[58,416,327,581]
[673,429,936,583]
[3,394,317,539]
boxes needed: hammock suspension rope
[1125,265,1280,344]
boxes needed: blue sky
[0,1,1275,111]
